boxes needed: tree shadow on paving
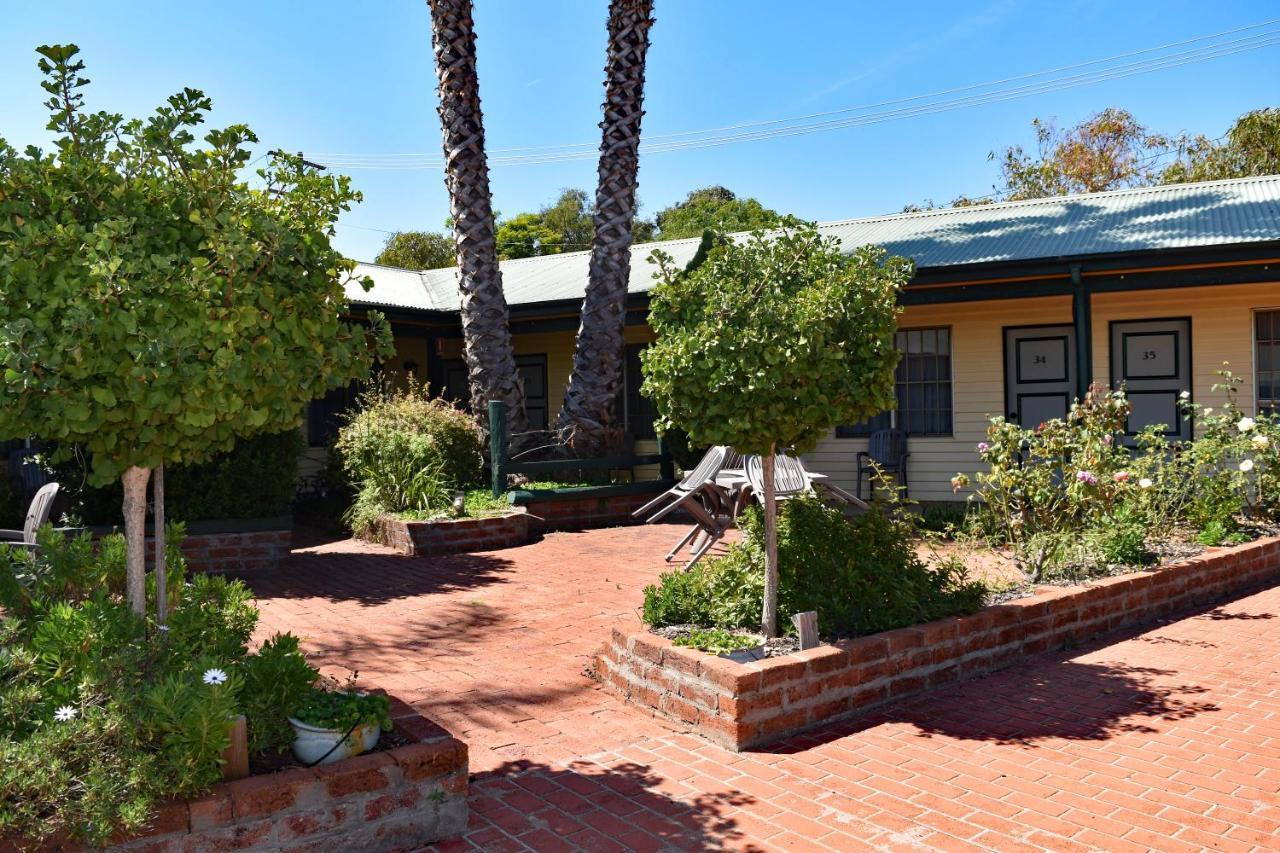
[771,656,1219,754]
[1201,607,1274,620]
[461,758,761,851]
[236,550,516,606]
[298,600,510,661]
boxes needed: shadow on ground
[239,548,515,606]
[459,757,760,851]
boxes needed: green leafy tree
[373,230,455,269]
[1162,107,1280,183]
[641,220,909,635]
[539,187,594,248]
[653,186,782,240]
[994,108,1172,200]
[0,45,391,614]
[495,211,564,259]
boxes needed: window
[613,343,658,439]
[836,327,952,437]
[1256,310,1280,414]
[440,355,549,432]
[307,380,362,447]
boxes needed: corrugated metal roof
[348,175,1280,312]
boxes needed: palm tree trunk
[555,0,655,456]
[427,0,529,447]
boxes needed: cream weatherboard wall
[804,281,1280,503]
[1089,282,1280,417]
[804,295,1073,503]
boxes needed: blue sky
[3,1,1278,262]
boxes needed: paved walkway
[249,526,1280,851]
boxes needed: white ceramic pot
[288,717,381,766]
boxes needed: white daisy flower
[1240,459,1255,473]
[1138,478,1154,489]
[1238,417,1256,433]
[1179,390,1191,400]
[1204,408,1214,416]
[202,668,228,686]
[54,705,77,722]
[1252,434,1270,450]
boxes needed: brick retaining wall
[598,535,1280,751]
[368,493,667,556]
[170,529,292,574]
[372,512,531,556]
[522,492,658,532]
[109,698,468,852]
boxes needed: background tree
[374,230,455,269]
[495,212,564,259]
[641,220,909,636]
[1162,107,1280,183]
[0,45,390,615]
[994,108,1172,200]
[653,186,782,239]
[428,0,530,443]
[557,0,656,454]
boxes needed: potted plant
[288,681,392,766]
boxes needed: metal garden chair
[0,482,60,552]
[855,428,910,500]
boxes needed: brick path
[248,526,1280,851]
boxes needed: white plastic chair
[0,482,60,551]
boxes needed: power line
[314,17,1280,161]
[310,21,1280,171]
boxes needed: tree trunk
[154,463,167,625]
[121,465,151,616]
[761,445,779,638]
[555,0,655,456]
[427,0,530,448]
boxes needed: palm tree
[556,0,656,455]
[427,0,529,444]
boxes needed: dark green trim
[1071,264,1093,401]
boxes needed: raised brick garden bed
[106,698,468,852]
[368,490,674,556]
[520,490,663,533]
[175,528,292,574]
[598,534,1280,750]
[371,511,531,556]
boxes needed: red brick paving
[248,525,1280,851]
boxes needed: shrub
[45,429,303,526]
[241,633,320,754]
[336,380,484,535]
[957,373,1278,581]
[643,495,986,638]
[0,529,320,846]
[642,564,711,627]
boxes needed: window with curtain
[1256,310,1280,414]
[836,327,953,437]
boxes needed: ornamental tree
[641,220,909,636]
[0,45,391,615]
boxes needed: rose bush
[956,368,1279,581]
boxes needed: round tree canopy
[640,219,910,456]
[0,44,391,484]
